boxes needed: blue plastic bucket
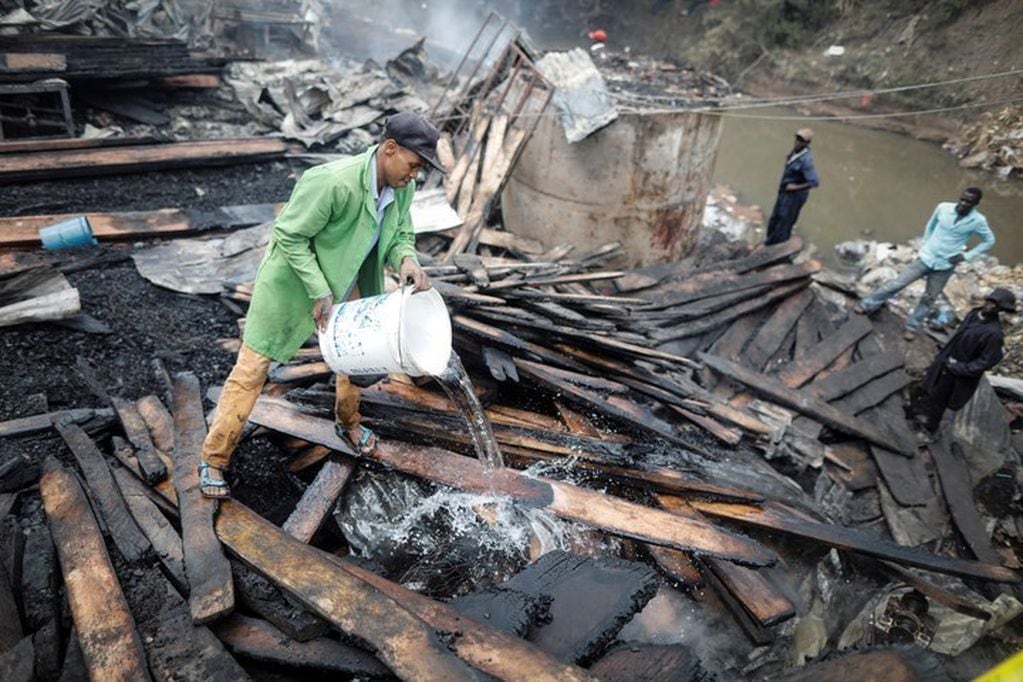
[39,216,97,250]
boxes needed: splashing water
[434,352,505,471]
[336,470,578,595]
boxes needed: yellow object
[975,649,1023,682]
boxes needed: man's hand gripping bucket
[318,287,452,377]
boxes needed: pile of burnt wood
[0,229,1017,680]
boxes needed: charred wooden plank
[657,495,794,627]
[54,421,151,563]
[696,557,774,646]
[211,614,389,677]
[705,311,767,393]
[615,237,803,294]
[514,359,695,449]
[869,444,931,507]
[111,467,186,590]
[668,404,742,446]
[282,457,355,544]
[830,370,911,417]
[135,576,250,682]
[0,455,38,494]
[287,445,332,473]
[0,559,20,655]
[39,458,149,680]
[0,636,32,682]
[703,559,794,627]
[803,351,905,402]
[135,395,174,453]
[589,643,707,682]
[214,501,483,680]
[0,204,279,247]
[0,408,112,438]
[0,135,154,155]
[699,353,911,454]
[171,372,234,624]
[555,402,603,438]
[485,271,627,291]
[0,138,288,183]
[111,397,166,484]
[931,434,1002,565]
[232,562,329,643]
[744,288,815,371]
[246,396,776,566]
[647,260,820,310]
[631,283,774,323]
[687,499,1018,583]
[268,361,331,385]
[31,620,61,682]
[0,515,23,608]
[18,517,59,676]
[825,443,878,491]
[646,545,704,589]
[449,587,548,638]
[500,550,660,665]
[774,315,873,388]
[654,280,809,342]
[336,557,594,681]
[110,435,178,517]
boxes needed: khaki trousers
[204,287,364,470]
[202,348,362,471]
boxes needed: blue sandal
[335,423,378,456]
[198,462,231,499]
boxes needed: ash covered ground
[1,161,304,519]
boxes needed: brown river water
[713,107,1023,268]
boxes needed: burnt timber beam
[688,499,1018,583]
[170,372,234,624]
[39,458,149,680]
[0,138,288,183]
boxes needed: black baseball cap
[383,112,445,173]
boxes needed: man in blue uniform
[764,127,819,245]
[854,187,996,341]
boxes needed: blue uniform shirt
[778,148,819,193]
[917,202,996,270]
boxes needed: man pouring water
[198,112,443,498]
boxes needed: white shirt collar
[369,150,395,225]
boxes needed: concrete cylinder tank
[502,110,722,267]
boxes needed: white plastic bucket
[319,287,452,376]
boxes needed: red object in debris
[588,29,607,42]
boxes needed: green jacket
[243,147,418,362]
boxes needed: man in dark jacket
[764,127,820,245]
[919,288,1015,437]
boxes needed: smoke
[322,0,504,59]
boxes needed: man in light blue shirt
[855,187,996,341]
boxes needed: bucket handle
[395,285,415,374]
